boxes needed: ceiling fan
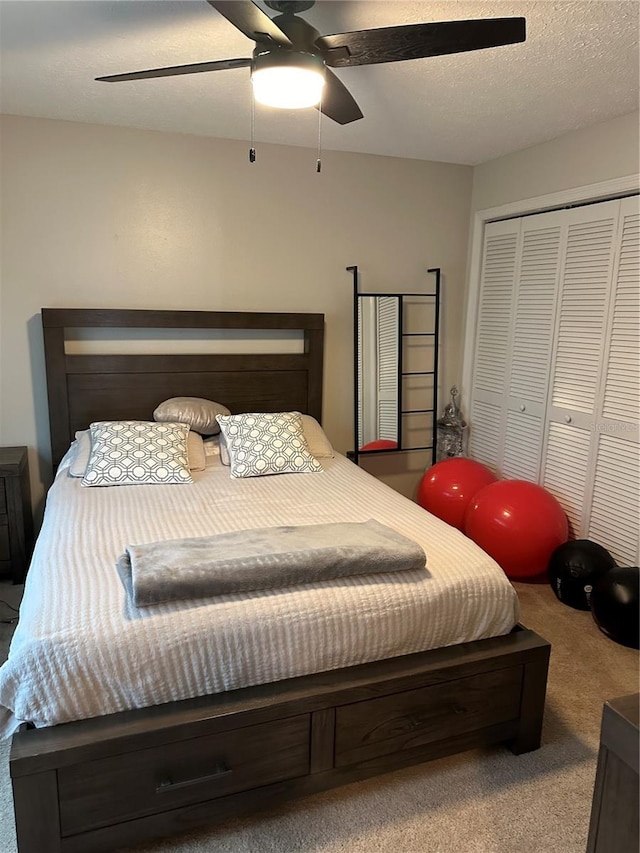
[96,0,526,125]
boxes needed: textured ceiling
[0,0,638,165]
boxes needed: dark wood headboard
[42,308,324,468]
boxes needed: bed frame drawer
[0,447,33,582]
[0,470,10,567]
[0,480,7,567]
[335,666,524,768]
[0,523,10,561]
[58,713,311,835]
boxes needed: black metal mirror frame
[349,266,441,466]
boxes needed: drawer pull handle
[156,763,232,793]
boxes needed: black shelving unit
[349,266,441,466]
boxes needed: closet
[467,196,639,565]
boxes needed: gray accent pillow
[219,414,333,466]
[70,429,206,476]
[82,421,193,487]
[153,397,230,435]
[216,412,323,478]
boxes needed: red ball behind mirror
[360,439,398,451]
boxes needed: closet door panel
[588,433,640,565]
[470,219,520,472]
[501,213,562,482]
[602,200,639,424]
[467,399,502,472]
[508,218,562,405]
[502,410,543,481]
[472,221,520,398]
[588,197,640,565]
[550,202,619,415]
[542,422,591,537]
[546,406,593,432]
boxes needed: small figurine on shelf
[436,386,468,462]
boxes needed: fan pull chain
[249,93,256,163]
[316,93,322,173]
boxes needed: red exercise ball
[416,457,497,530]
[464,479,568,579]
[360,439,398,451]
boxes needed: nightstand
[0,446,33,584]
[587,693,639,853]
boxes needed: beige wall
[471,111,639,212]
[0,115,473,514]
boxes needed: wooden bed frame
[10,308,551,853]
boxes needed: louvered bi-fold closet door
[502,211,562,481]
[542,199,622,540]
[587,196,640,564]
[469,212,561,480]
[468,219,520,472]
[469,195,638,563]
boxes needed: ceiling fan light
[251,51,325,109]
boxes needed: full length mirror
[357,295,400,451]
[350,266,441,464]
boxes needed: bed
[7,308,550,853]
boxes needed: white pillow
[300,414,334,458]
[216,412,323,478]
[219,430,231,467]
[70,429,206,475]
[203,435,221,466]
[82,421,193,487]
[219,413,333,466]
[153,397,230,435]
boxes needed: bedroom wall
[471,110,639,211]
[0,114,473,516]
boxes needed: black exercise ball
[548,539,617,610]
[591,567,640,650]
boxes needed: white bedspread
[0,453,519,738]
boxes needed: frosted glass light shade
[251,52,325,109]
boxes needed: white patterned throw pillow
[216,412,323,478]
[82,421,193,487]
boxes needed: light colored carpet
[0,581,637,853]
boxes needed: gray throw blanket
[116,519,427,607]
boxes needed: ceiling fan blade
[206,0,292,47]
[96,58,251,83]
[316,17,526,68]
[317,69,363,125]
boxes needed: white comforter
[0,453,519,738]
